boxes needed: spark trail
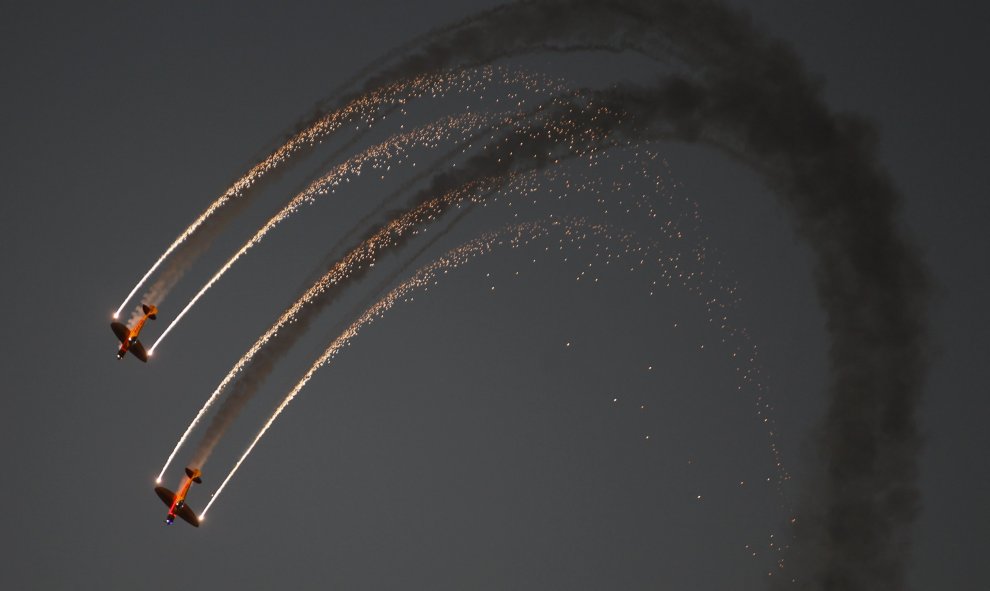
[148,111,509,355]
[115,66,556,321]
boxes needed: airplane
[154,467,202,527]
[110,304,157,362]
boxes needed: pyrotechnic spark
[115,66,563,322]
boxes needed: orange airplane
[155,467,202,527]
[110,304,157,362]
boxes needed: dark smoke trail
[283,1,929,587]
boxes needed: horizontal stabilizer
[185,467,203,484]
[142,304,158,320]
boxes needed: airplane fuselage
[117,316,147,357]
[111,304,157,362]
[165,477,195,525]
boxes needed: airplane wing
[130,340,149,362]
[111,322,130,344]
[176,503,200,527]
[154,486,176,507]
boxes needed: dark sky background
[2,1,987,589]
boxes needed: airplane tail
[142,304,158,320]
[185,467,203,484]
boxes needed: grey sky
[1,1,986,589]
